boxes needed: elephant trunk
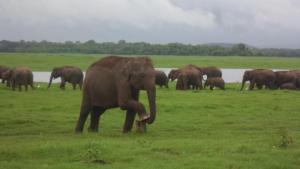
[240,78,246,90]
[48,73,54,89]
[146,87,156,124]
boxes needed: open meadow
[1,53,300,169]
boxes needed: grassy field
[0,53,300,70]
[0,82,300,169]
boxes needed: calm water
[34,68,286,83]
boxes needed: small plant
[278,128,293,148]
[83,142,107,164]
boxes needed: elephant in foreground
[155,70,168,88]
[0,65,11,86]
[2,67,35,91]
[176,65,203,90]
[204,77,225,90]
[199,66,222,79]
[48,66,83,90]
[75,56,156,133]
[240,69,276,90]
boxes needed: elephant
[0,65,10,84]
[175,65,203,90]
[198,66,222,79]
[75,56,156,134]
[240,69,276,90]
[2,67,35,91]
[48,66,83,90]
[204,77,225,90]
[155,70,168,88]
[280,83,297,90]
[274,71,298,88]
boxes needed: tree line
[0,40,299,57]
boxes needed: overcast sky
[0,0,299,48]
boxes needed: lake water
[34,68,286,83]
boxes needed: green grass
[1,53,300,70]
[1,82,300,169]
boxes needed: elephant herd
[0,65,84,91]
[1,56,300,134]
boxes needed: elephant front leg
[249,80,255,90]
[60,78,66,90]
[123,110,136,133]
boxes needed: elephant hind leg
[88,106,105,132]
[72,83,76,90]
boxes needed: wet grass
[0,82,300,169]
[1,53,300,70]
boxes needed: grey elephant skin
[240,69,276,90]
[48,66,83,90]
[75,56,156,133]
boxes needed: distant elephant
[75,56,156,133]
[0,65,10,84]
[240,69,276,90]
[176,65,203,90]
[3,67,35,91]
[204,77,225,90]
[280,83,297,90]
[48,66,83,90]
[199,66,222,79]
[155,70,168,88]
[168,69,180,81]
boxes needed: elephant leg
[123,90,139,133]
[75,102,91,133]
[25,84,28,91]
[18,84,22,91]
[210,86,213,90]
[79,80,83,90]
[88,106,105,132]
[249,80,255,90]
[256,84,263,90]
[60,79,66,90]
[72,83,76,90]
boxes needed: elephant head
[168,69,179,81]
[48,67,63,88]
[240,70,251,90]
[124,58,156,124]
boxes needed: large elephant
[199,66,222,79]
[204,77,225,90]
[155,70,168,88]
[240,69,276,90]
[2,67,35,91]
[48,66,83,90]
[0,65,10,84]
[75,56,156,133]
[176,65,203,90]
[274,71,297,88]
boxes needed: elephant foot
[138,114,150,122]
[135,120,147,133]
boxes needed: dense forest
[0,40,299,57]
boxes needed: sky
[0,0,299,48]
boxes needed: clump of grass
[278,128,293,148]
[82,142,107,165]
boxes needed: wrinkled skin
[176,66,203,90]
[204,77,225,90]
[75,56,156,134]
[155,70,168,88]
[280,82,297,90]
[0,65,10,84]
[240,69,276,90]
[4,67,35,91]
[48,66,83,90]
[199,66,222,79]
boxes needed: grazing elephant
[48,66,83,90]
[155,70,168,88]
[3,67,35,91]
[280,83,297,90]
[176,66,203,90]
[0,65,10,83]
[75,56,156,133]
[240,69,276,90]
[204,77,225,90]
[199,66,222,79]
